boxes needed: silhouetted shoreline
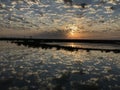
[13,41,120,53]
[0,37,120,44]
[0,37,120,53]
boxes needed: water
[0,41,120,90]
[46,42,120,49]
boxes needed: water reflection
[47,42,120,50]
[0,41,120,90]
[69,43,75,47]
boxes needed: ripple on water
[0,41,120,90]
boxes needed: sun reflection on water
[69,43,76,47]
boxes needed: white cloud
[0,0,120,33]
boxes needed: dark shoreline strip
[12,41,120,53]
[0,38,120,53]
[0,37,120,44]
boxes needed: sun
[65,24,80,39]
[70,30,75,36]
[68,31,79,38]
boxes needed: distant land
[0,30,120,40]
[0,37,120,44]
[0,37,120,53]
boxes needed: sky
[0,0,120,39]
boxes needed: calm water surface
[46,42,120,49]
[0,41,120,90]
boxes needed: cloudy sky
[0,0,120,39]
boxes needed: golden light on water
[69,43,75,47]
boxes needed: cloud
[0,0,120,33]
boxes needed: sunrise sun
[65,24,80,39]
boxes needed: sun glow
[65,24,80,39]
[67,31,80,39]
[65,24,78,31]
[69,43,75,47]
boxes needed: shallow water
[0,41,120,90]
[46,42,120,49]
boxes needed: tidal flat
[0,41,120,90]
